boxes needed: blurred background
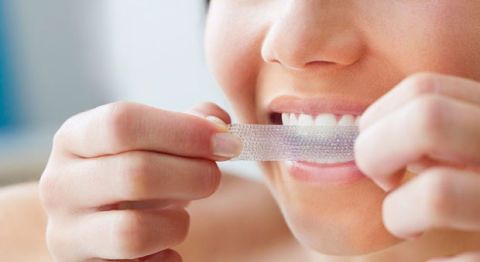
[0,0,260,186]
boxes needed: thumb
[186,102,242,161]
[186,102,232,127]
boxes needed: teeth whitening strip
[228,124,359,163]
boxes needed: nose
[261,0,364,72]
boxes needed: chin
[261,161,403,256]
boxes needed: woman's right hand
[39,101,242,262]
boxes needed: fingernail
[406,164,421,174]
[375,180,393,192]
[212,132,242,159]
[206,116,228,131]
[405,231,423,240]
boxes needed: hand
[39,102,241,261]
[355,73,480,261]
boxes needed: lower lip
[285,160,366,185]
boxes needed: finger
[88,249,182,262]
[41,151,221,208]
[54,102,241,160]
[429,251,480,262]
[186,102,232,126]
[407,157,469,175]
[383,167,480,239]
[360,73,480,130]
[406,157,445,175]
[69,209,189,260]
[355,95,480,191]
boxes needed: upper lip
[267,95,371,116]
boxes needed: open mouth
[267,112,360,165]
[266,96,368,184]
[270,112,360,126]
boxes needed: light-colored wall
[103,0,227,111]
[0,1,111,183]
[10,0,109,128]
[101,0,262,180]
[1,1,261,184]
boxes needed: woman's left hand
[355,72,480,262]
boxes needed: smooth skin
[39,102,242,261]
[2,0,480,261]
[205,0,480,260]
[356,74,480,259]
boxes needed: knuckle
[166,209,190,246]
[404,72,440,97]
[198,161,221,198]
[408,95,446,149]
[193,102,230,123]
[39,168,62,211]
[52,126,67,149]
[52,114,79,149]
[111,212,149,257]
[118,153,152,199]
[111,210,190,258]
[45,223,63,259]
[420,169,455,226]
[103,101,138,148]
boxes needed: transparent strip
[229,124,359,163]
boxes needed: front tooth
[315,113,337,126]
[338,114,355,126]
[288,113,298,126]
[281,113,289,125]
[354,116,361,126]
[298,114,314,126]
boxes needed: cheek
[205,8,267,123]
[430,4,480,80]
[363,0,480,80]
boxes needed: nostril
[306,60,336,66]
[305,60,337,69]
[265,56,281,65]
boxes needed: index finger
[55,102,242,160]
[360,73,480,130]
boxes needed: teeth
[315,113,337,126]
[338,114,355,126]
[288,113,298,126]
[282,113,290,126]
[281,112,360,126]
[355,116,361,126]
[297,114,314,126]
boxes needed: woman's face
[205,0,480,255]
